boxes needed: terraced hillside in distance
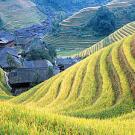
[44,31,101,56]
[75,21,135,58]
[0,0,46,30]
[60,0,134,28]
[44,0,135,56]
[1,35,135,134]
[44,6,101,56]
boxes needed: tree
[26,48,52,62]
[46,44,57,59]
[22,38,56,63]
[51,20,61,36]
[89,6,116,36]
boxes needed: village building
[8,59,54,95]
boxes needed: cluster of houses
[0,32,80,95]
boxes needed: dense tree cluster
[90,6,116,36]
[21,39,56,63]
[26,49,52,61]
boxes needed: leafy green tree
[51,21,60,36]
[46,44,57,59]
[26,48,52,62]
[22,39,56,63]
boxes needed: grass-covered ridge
[0,35,135,134]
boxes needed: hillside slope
[75,21,135,58]
[11,35,135,116]
[0,0,46,30]
[0,35,135,134]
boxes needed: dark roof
[0,31,14,43]
[25,38,47,52]
[8,68,49,84]
[22,60,53,69]
[56,57,78,65]
[0,38,11,44]
[8,60,53,84]
[0,47,18,57]
[0,47,21,68]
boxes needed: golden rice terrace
[0,35,135,134]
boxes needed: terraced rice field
[44,6,102,56]
[44,7,100,56]
[45,33,99,48]
[75,21,135,58]
[44,31,102,56]
[0,35,135,134]
[60,0,133,29]
[60,7,98,28]
[50,0,134,56]
[45,20,135,57]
